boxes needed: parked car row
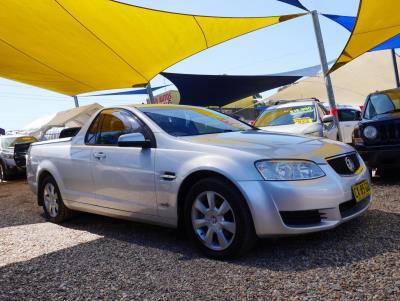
[8,88,398,257]
[254,99,361,144]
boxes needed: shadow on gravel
[1,208,398,272]
[65,208,399,271]
[241,209,400,271]
[372,169,400,185]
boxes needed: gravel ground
[0,176,399,300]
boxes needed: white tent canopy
[24,103,103,138]
[23,113,57,131]
[267,50,400,106]
[45,103,103,128]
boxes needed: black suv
[353,88,400,171]
[0,135,37,181]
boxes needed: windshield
[0,136,37,149]
[255,105,316,127]
[364,91,400,119]
[138,106,252,136]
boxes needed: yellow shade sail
[0,0,303,96]
[331,0,400,72]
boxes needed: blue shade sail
[370,34,400,51]
[85,85,169,97]
[161,73,301,107]
[276,0,308,11]
[323,14,355,32]
[324,14,400,52]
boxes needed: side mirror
[118,133,151,148]
[322,115,334,123]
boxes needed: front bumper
[355,145,400,169]
[2,157,25,176]
[237,161,371,237]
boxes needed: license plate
[352,180,371,203]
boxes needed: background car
[353,87,400,172]
[337,107,362,144]
[322,104,362,144]
[254,99,338,140]
[0,135,37,181]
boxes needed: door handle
[93,152,106,160]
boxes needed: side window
[86,114,102,145]
[86,109,145,146]
[338,109,359,122]
[317,104,327,120]
[97,109,144,146]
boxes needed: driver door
[89,109,157,215]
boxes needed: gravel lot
[0,176,399,300]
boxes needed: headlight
[363,126,378,140]
[255,160,325,181]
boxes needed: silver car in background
[255,100,338,140]
[27,105,371,258]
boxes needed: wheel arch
[176,170,253,232]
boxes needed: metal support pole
[391,49,400,88]
[146,83,155,104]
[311,10,343,142]
[73,95,79,108]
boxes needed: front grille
[362,121,400,146]
[327,153,360,175]
[280,210,325,226]
[339,197,370,218]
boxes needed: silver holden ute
[255,100,338,140]
[27,105,372,258]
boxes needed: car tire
[184,177,257,259]
[39,175,71,223]
[0,161,9,182]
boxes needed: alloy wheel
[43,183,59,218]
[191,191,236,251]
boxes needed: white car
[337,107,362,144]
[255,100,338,140]
[321,104,362,144]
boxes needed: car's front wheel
[0,162,9,182]
[184,177,257,258]
[40,176,71,223]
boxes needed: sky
[0,0,359,130]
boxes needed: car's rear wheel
[184,177,257,258]
[40,176,71,223]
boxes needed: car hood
[259,123,319,134]
[368,111,400,122]
[180,130,352,163]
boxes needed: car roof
[267,101,315,110]
[129,104,196,109]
